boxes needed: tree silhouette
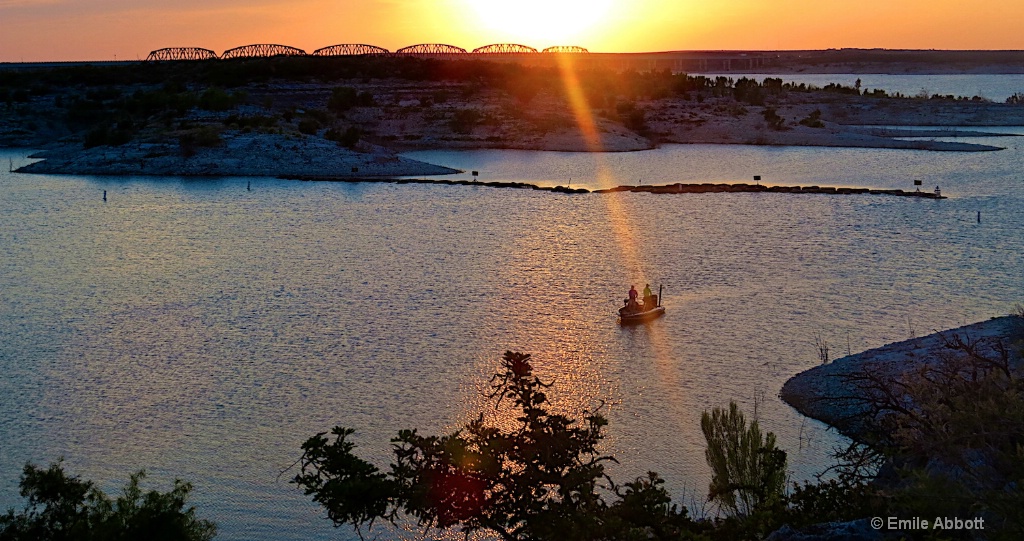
[293,351,693,540]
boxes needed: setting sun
[461,0,613,46]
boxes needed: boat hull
[618,305,665,323]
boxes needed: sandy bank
[17,132,459,178]
[780,316,1022,439]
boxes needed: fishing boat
[618,285,665,323]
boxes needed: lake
[2,111,1023,540]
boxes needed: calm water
[2,121,1024,539]
[698,73,1024,101]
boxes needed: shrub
[327,87,374,114]
[0,461,216,541]
[325,126,361,148]
[297,118,319,135]
[762,107,787,131]
[449,109,481,134]
[293,352,695,541]
[198,87,236,111]
[701,401,787,517]
[799,109,824,128]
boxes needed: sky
[1,0,1023,62]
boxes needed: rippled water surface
[2,130,1023,540]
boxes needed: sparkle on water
[1,126,1023,540]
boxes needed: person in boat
[627,285,639,310]
[642,284,653,308]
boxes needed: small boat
[618,284,665,323]
[618,303,665,323]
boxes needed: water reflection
[2,144,1023,540]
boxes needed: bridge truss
[146,47,218,61]
[542,46,589,54]
[395,44,468,56]
[221,44,307,59]
[313,44,390,56]
[472,44,538,54]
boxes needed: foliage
[82,124,133,149]
[197,87,241,111]
[798,109,824,128]
[178,126,222,157]
[293,351,694,541]
[327,87,374,115]
[296,118,319,135]
[0,461,215,541]
[732,78,764,105]
[325,126,361,148]
[449,108,482,134]
[837,321,1024,538]
[222,114,277,130]
[701,401,787,517]
[761,107,787,131]
[615,101,648,134]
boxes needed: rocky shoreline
[4,58,1023,177]
[780,316,1021,440]
[12,125,1009,179]
[16,133,459,178]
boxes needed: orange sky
[1,0,1023,62]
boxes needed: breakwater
[594,182,946,198]
[281,175,947,199]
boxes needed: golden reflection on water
[448,56,694,472]
[556,53,688,438]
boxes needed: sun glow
[462,0,613,46]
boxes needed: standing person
[643,284,653,307]
[628,285,639,308]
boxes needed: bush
[449,108,482,134]
[0,461,216,541]
[327,87,374,115]
[762,107,787,131]
[325,126,361,148]
[701,401,787,517]
[198,87,237,111]
[293,351,694,541]
[297,118,319,135]
[798,109,824,128]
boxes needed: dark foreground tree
[0,461,216,541]
[293,351,694,541]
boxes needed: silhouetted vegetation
[326,86,374,115]
[834,315,1024,539]
[293,351,901,540]
[294,351,697,541]
[762,107,787,130]
[0,461,215,541]
[798,109,824,128]
[325,126,361,148]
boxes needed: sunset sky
[1,0,1023,62]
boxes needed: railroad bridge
[145,43,773,72]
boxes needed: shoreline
[9,124,1011,179]
[779,316,1022,440]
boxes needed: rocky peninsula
[780,315,1023,440]
[2,55,1023,177]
